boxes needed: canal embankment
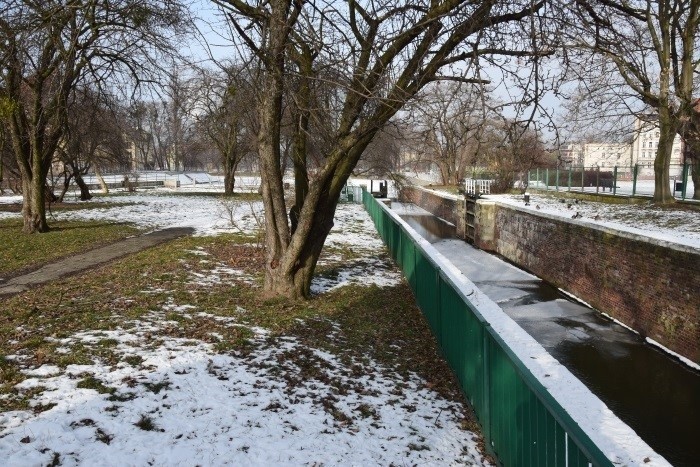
[393,202,699,465]
[364,192,669,466]
[399,186,700,366]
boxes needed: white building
[561,143,632,173]
[631,118,684,177]
[559,144,584,166]
[582,143,632,172]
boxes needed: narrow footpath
[0,227,194,297]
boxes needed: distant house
[562,116,684,177]
[559,144,584,167]
[559,143,632,172]
[582,143,632,172]
[631,117,683,177]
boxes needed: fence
[339,184,364,203]
[528,164,696,200]
[362,189,620,467]
[465,178,493,196]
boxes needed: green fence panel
[391,218,401,264]
[401,231,417,292]
[361,188,616,467]
[415,248,440,338]
[456,301,487,421]
[438,277,469,384]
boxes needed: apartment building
[631,118,684,176]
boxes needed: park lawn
[0,227,490,465]
[0,218,141,278]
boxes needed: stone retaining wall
[482,202,700,364]
[398,185,700,363]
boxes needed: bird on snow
[535,204,541,210]
[572,212,581,219]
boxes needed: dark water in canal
[396,205,700,466]
[400,214,457,243]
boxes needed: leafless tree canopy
[0,0,192,232]
[213,0,553,298]
[560,0,700,202]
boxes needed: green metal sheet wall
[362,189,610,467]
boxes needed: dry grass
[0,232,479,437]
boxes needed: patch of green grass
[0,354,23,398]
[96,338,119,348]
[134,414,158,431]
[122,355,143,367]
[76,375,115,395]
[0,223,480,436]
[142,381,171,394]
[0,218,140,277]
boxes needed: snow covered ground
[1,320,483,465]
[1,193,262,236]
[0,192,489,466]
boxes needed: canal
[393,202,700,466]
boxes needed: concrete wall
[399,186,466,238]
[480,202,700,364]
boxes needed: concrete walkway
[0,227,194,297]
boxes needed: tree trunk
[653,109,677,204]
[258,79,292,296]
[264,177,340,299]
[22,171,49,233]
[289,50,312,235]
[57,171,73,202]
[223,148,237,195]
[75,171,92,201]
[224,170,235,195]
[257,0,301,297]
[691,159,700,199]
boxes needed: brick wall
[487,203,700,364]
[397,186,699,363]
[399,187,466,238]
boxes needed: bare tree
[406,82,496,186]
[568,0,700,203]
[481,118,552,193]
[353,124,404,178]
[196,65,257,194]
[54,87,129,201]
[215,0,551,298]
[0,0,190,232]
[677,100,700,199]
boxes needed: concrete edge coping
[405,185,698,255]
[485,198,700,256]
[410,185,464,202]
[374,197,670,466]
